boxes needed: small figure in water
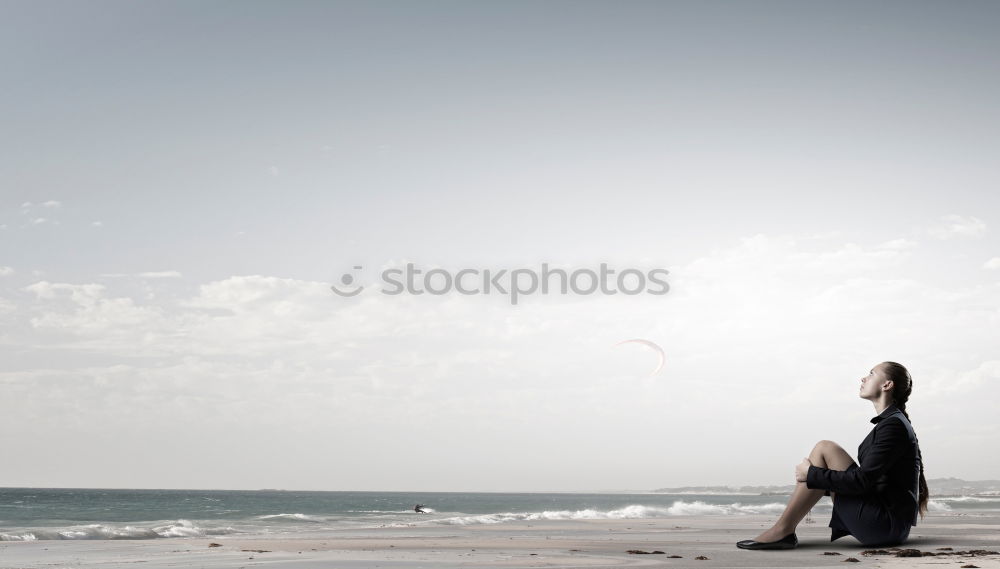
[414,504,427,513]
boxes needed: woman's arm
[805,417,910,495]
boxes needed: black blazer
[805,402,923,526]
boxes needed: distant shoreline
[2,477,997,494]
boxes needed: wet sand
[2,512,998,568]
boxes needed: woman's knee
[812,440,852,459]
[813,439,841,451]
[810,440,855,470]
[810,440,837,459]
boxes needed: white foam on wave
[664,501,790,515]
[431,501,790,526]
[352,509,436,514]
[934,495,1000,503]
[927,500,953,512]
[666,491,764,496]
[0,519,238,541]
[257,513,326,522]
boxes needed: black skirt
[827,464,912,546]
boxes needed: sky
[1,0,999,492]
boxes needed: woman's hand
[795,457,812,483]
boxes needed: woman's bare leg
[752,440,855,542]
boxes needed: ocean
[0,487,993,541]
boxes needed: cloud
[11,201,62,227]
[100,271,182,279]
[877,238,918,251]
[984,257,1000,270]
[0,266,13,276]
[18,200,61,208]
[23,281,161,336]
[924,360,1000,395]
[929,214,988,239]
[92,221,103,227]
[5,232,1000,489]
[25,281,107,302]
[186,275,318,311]
[14,234,1000,382]
[267,166,279,177]
[9,236,994,408]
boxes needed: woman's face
[859,363,891,400]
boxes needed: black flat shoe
[736,532,798,550]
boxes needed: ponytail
[883,362,929,520]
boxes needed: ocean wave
[927,500,952,512]
[351,509,436,514]
[668,490,762,496]
[0,519,238,541]
[257,513,327,522]
[430,501,791,525]
[933,495,1000,503]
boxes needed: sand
[1,512,998,568]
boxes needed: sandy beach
[2,512,998,569]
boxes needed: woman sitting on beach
[737,361,929,550]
